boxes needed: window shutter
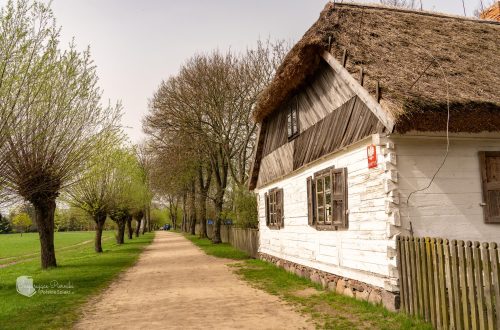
[332,168,348,228]
[307,176,315,226]
[276,189,284,228]
[479,151,500,223]
[264,192,270,226]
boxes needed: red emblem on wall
[367,144,377,169]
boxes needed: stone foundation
[259,253,400,311]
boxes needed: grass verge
[186,235,432,330]
[0,231,155,329]
[184,234,250,260]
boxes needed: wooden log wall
[397,236,500,330]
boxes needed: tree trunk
[135,218,142,237]
[189,181,196,235]
[94,213,106,253]
[126,215,133,239]
[142,206,148,234]
[33,199,57,268]
[212,193,223,244]
[198,194,208,238]
[116,219,125,244]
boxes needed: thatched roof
[254,3,500,133]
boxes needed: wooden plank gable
[250,53,391,190]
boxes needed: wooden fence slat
[458,240,470,330]
[451,240,463,330]
[397,237,407,313]
[489,243,500,330]
[405,237,414,315]
[467,241,479,330]
[438,238,449,329]
[415,238,424,317]
[433,238,443,329]
[474,241,487,330]
[481,243,494,330]
[427,237,437,327]
[445,239,456,330]
[409,237,419,315]
[420,237,430,322]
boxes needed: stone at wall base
[355,290,370,301]
[382,291,400,312]
[259,252,400,311]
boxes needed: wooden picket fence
[396,236,500,330]
[195,224,259,258]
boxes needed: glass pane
[316,178,323,193]
[317,192,324,208]
[317,207,324,224]
[325,193,332,223]
[324,175,331,192]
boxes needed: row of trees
[143,41,287,242]
[0,1,153,268]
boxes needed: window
[287,97,299,140]
[479,151,500,224]
[265,188,284,229]
[307,166,348,230]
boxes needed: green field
[0,231,155,329]
[0,231,114,265]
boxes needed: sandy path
[75,231,313,330]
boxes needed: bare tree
[0,1,121,268]
[144,40,287,244]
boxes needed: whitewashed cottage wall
[395,134,500,243]
[256,138,396,289]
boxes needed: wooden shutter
[307,176,315,226]
[332,168,348,228]
[264,192,270,226]
[276,189,284,228]
[479,151,500,223]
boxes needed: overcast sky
[1,0,484,142]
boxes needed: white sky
[1,1,485,142]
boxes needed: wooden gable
[249,54,390,190]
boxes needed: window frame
[265,188,284,229]
[479,151,500,224]
[307,166,348,231]
[287,97,300,141]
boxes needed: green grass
[184,234,250,260]
[0,231,155,329]
[187,235,432,330]
[0,231,114,265]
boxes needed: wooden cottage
[248,3,500,310]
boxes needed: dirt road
[75,231,312,330]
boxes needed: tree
[64,145,123,252]
[474,1,496,17]
[12,212,32,236]
[145,40,287,243]
[108,148,149,244]
[379,0,420,8]
[0,213,12,233]
[0,1,121,268]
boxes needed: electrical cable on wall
[404,46,451,236]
